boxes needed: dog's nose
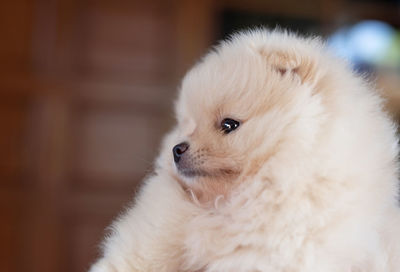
[173,142,189,163]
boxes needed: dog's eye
[221,118,240,134]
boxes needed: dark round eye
[221,118,240,134]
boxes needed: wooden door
[0,0,214,271]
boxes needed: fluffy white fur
[89,30,400,272]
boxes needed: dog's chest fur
[180,180,388,272]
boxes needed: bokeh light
[329,20,400,70]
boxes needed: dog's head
[162,30,330,202]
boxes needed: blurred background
[1,0,399,271]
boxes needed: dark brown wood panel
[0,97,30,187]
[0,191,23,272]
[0,0,33,72]
[69,105,172,191]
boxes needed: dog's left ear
[264,50,319,86]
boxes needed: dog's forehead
[180,49,267,106]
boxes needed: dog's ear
[264,51,319,85]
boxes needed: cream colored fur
[89,29,400,272]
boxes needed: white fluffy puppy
[89,29,400,272]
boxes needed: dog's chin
[173,163,244,205]
[173,166,206,198]
[174,162,225,190]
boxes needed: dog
[89,29,400,272]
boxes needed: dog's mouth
[176,163,240,179]
[174,151,209,178]
[173,148,241,179]
[177,166,209,177]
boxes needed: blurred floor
[0,0,399,271]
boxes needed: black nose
[173,142,189,163]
